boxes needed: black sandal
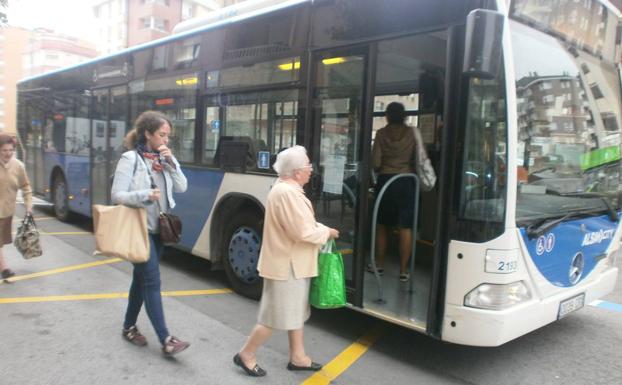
[233,353,267,377]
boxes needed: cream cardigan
[257,179,330,280]
[0,157,32,218]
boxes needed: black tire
[52,175,71,222]
[222,211,263,300]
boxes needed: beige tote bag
[92,204,150,263]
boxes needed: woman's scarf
[136,143,163,173]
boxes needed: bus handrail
[369,173,420,303]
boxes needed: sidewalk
[16,190,52,207]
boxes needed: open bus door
[307,46,371,308]
[308,24,470,336]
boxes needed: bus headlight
[464,281,532,310]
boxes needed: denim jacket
[111,150,187,212]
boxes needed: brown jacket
[372,123,416,174]
[0,157,32,218]
[257,179,330,280]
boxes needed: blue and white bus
[17,0,621,346]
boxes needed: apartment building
[92,0,246,54]
[0,26,32,134]
[22,29,98,78]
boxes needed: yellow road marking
[0,288,233,304]
[302,326,383,385]
[1,258,122,284]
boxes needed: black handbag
[159,212,182,245]
[137,151,183,245]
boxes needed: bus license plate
[557,293,585,319]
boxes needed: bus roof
[18,0,309,85]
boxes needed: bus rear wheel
[222,212,263,300]
[52,175,71,222]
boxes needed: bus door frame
[426,24,468,338]
[305,43,377,308]
[89,85,130,206]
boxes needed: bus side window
[214,136,256,172]
[203,106,221,166]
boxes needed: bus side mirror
[463,9,504,79]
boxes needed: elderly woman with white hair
[233,145,339,377]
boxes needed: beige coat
[257,179,330,280]
[0,158,32,218]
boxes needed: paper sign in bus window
[322,155,346,194]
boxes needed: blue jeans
[123,234,169,344]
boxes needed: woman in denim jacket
[111,110,189,356]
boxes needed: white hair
[273,145,308,177]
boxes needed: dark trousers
[123,233,169,344]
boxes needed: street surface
[1,203,621,385]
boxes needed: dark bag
[159,212,182,245]
[136,151,183,245]
[14,213,43,259]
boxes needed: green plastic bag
[309,240,346,309]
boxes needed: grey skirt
[257,264,311,330]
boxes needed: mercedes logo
[569,252,585,285]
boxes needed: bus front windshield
[510,19,622,226]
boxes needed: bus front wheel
[222,212,263,300]
[52,175,71,222]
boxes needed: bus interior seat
[215,135,257,172]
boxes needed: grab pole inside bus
[369,173,420,303]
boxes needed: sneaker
[399,272,410,282]
[1,269,15,279]
[366,264,384,275]
[162,336,190,356]
[122,325,147,346]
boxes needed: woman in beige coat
[233,145,339,377]
[0,133,32,279]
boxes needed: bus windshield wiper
[525,206,614,239]
[557,192,619,222]
[526,212,574,239]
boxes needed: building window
[602,113,619,131]
[590,83,604,99]
[154,18,169,31]
[141,17,151,29]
